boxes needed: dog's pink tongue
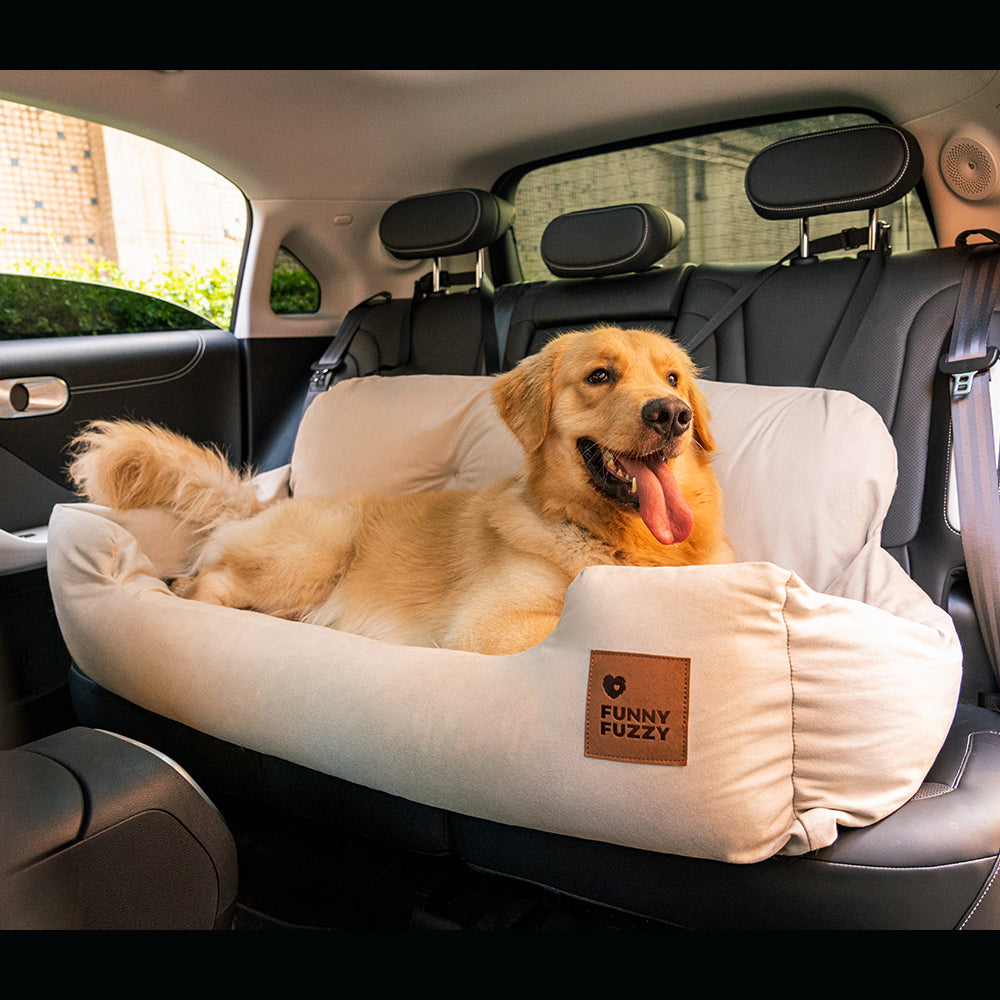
[619,455,694,545]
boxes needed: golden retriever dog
[68,326,733,654]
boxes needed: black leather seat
[443,125,1000,927]
[334,188,514,380]
[673,125,994,705]
[497,202,691,368]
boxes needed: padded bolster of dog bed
[47,377,962,863]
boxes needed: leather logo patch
[585,650,689,766]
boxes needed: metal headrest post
[431,250,486,293]
[792,217,821,265]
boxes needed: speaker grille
[941,136,997,201]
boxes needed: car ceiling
[2,68,999,332]
[0,69,997,204]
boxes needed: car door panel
[0,329,242,566]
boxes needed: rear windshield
[508,112,936,281]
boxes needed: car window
[508,112,937,281]
[271,247,321,315]
[0,99,247,338]
[0,272,217,338]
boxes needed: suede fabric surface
[46,376,962,862]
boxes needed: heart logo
[603,674,626,699]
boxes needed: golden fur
[68,326,732,655]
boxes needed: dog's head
[493,326,715,546]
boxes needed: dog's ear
[493,350,554,452]
[687,377,717,453]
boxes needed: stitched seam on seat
[801,857,997,873]
[944,728,1000,789]
[958,852,1000,928]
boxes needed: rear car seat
[496,202,691,367]
[672,125,988,704]
[445,124,1000,927]
[499,128,991,706]
[318,188,514,384]
[64,126,1000,929]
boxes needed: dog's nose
[642,397,692,438]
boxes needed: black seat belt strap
[680,253,792,357]
[477,277,501,376]
[941,229,1000,681]
[815,240,888,381]
[682,225,876,358]
[303,291,391,412]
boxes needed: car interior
[3,69,1000,930]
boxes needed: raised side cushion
[47,375,962,864]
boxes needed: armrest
[0,727,238,929]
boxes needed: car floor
[220,798,671,931]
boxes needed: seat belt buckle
[308,363,336,393]
[940,346,1000,399]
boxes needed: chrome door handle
[0,376,69,418]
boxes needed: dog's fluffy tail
[68,420,263,532]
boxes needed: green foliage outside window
[270,247,320,315]
[0,243,324,340]
[0,247,235,338]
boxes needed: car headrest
[745,123,924,221]
[379,188,515,259]
[540,203,685,278]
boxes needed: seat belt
[680,252,795,357]
[302,291,391,413]
[939,229,1000,684]
[478,276,501,375]
[814,239,887,382]
[303,266,501,415]
[682,225,879,358]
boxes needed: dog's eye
[586,368,612,385]
[667,372,679,387]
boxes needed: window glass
[511,112,936,281]
[270,247,321,315]
[0,273,216,338]
[0,98,247,338]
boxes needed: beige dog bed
[47,375,961,864]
